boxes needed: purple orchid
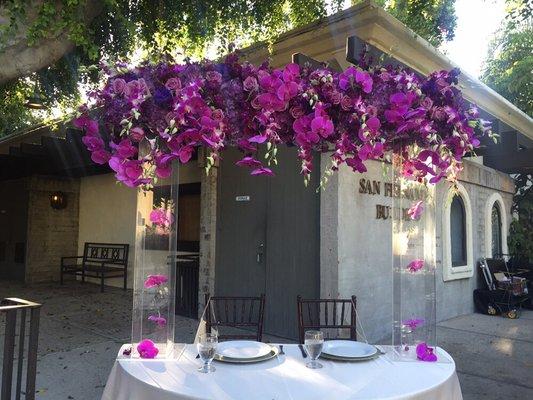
[137,339,159,359]
[148,315,167,327]
[408,201,425,220]
[407,259,424,273]
[72,53,488,188]
[143,274,168,289]
[416,342,437,362]
[402,318,425,330]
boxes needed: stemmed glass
[197,333,218,373]
[304,330,324,369]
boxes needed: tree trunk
[0,0,103,85]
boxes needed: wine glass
[304,330,324,369]
[197,333,218,373]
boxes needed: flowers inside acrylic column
[72,50,491,189]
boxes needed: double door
[215,147,320,339]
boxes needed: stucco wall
[78,163,202,288]
[321,156,514,343]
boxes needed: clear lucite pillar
[131,160,179,359]
[391,157,437,361]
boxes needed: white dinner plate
[322,340,378,359]
[216,341,272,359]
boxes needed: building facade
[0,1,529,342]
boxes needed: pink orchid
[148,315,167,327]
[91,149,111,164]
[311,115,334,138]
[251,167,274,176]
[402,318,425,330]
[73,116,99,135]
[236,156,262,168]
[82,135,105,151]
[137,339,159,359]
[407,259,424,273]
[143,274,168,288]
[150,208,174,228]
[416,342,437,362]
[355,70,373,93]
[407,201,425,220]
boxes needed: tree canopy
[481,0,533,260]
[0,0,457,137]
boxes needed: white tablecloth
[102,344,462,400]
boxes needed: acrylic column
[131,160,179,359]
[391,157,437,360]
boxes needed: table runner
[102,344,462,400]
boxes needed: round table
[102,344,462,400]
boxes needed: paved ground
[1,281,532,399]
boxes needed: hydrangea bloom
[73,52,488,187]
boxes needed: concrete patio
[1,281,532,400]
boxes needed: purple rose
[206,71,222,86]
[129,127,145,142]
[340,95,352,111]
[243,76,259,92]
[420,97,433,110]
[112,78,126,94]
[165,77,182,91]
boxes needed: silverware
[298,344,308,358]
[279,345,285,355]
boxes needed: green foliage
[481,24,532,117]
[0,0,457,137]
[481,1,533,260]
[385,0,457,47]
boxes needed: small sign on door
[235,195,251,202]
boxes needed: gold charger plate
[214,345,279,364]
[320,349,379,362]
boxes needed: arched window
[491,203,502,257]
[443,183,473,281]
[450,195,466,267]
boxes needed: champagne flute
[304,330,324,369]
[197,333,218,373]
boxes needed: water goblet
[197,333,218,373]
[304,330,324,369]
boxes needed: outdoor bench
[60,242,129,292]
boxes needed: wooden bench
[60,242,129,292]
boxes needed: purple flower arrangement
[73,52,489,187]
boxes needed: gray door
[215,147,320,339]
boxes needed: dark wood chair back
[204,293,265,341]
[297,295,357,343]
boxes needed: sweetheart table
[102,344,462,400]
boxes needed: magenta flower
[150,208,174,228]
[82,135,105,151]
[91,149,111,164]
[408,201,425,220]
[236,156,262,168]
[137,339,159,359]
[416,342,437,362]
[71,53,488,188]
[407,259,424,273]
[148,315,167,327]
[402,318,425,330]
[251,167,274,176]
[143,274,168,289]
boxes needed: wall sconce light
[50,191,67,210]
